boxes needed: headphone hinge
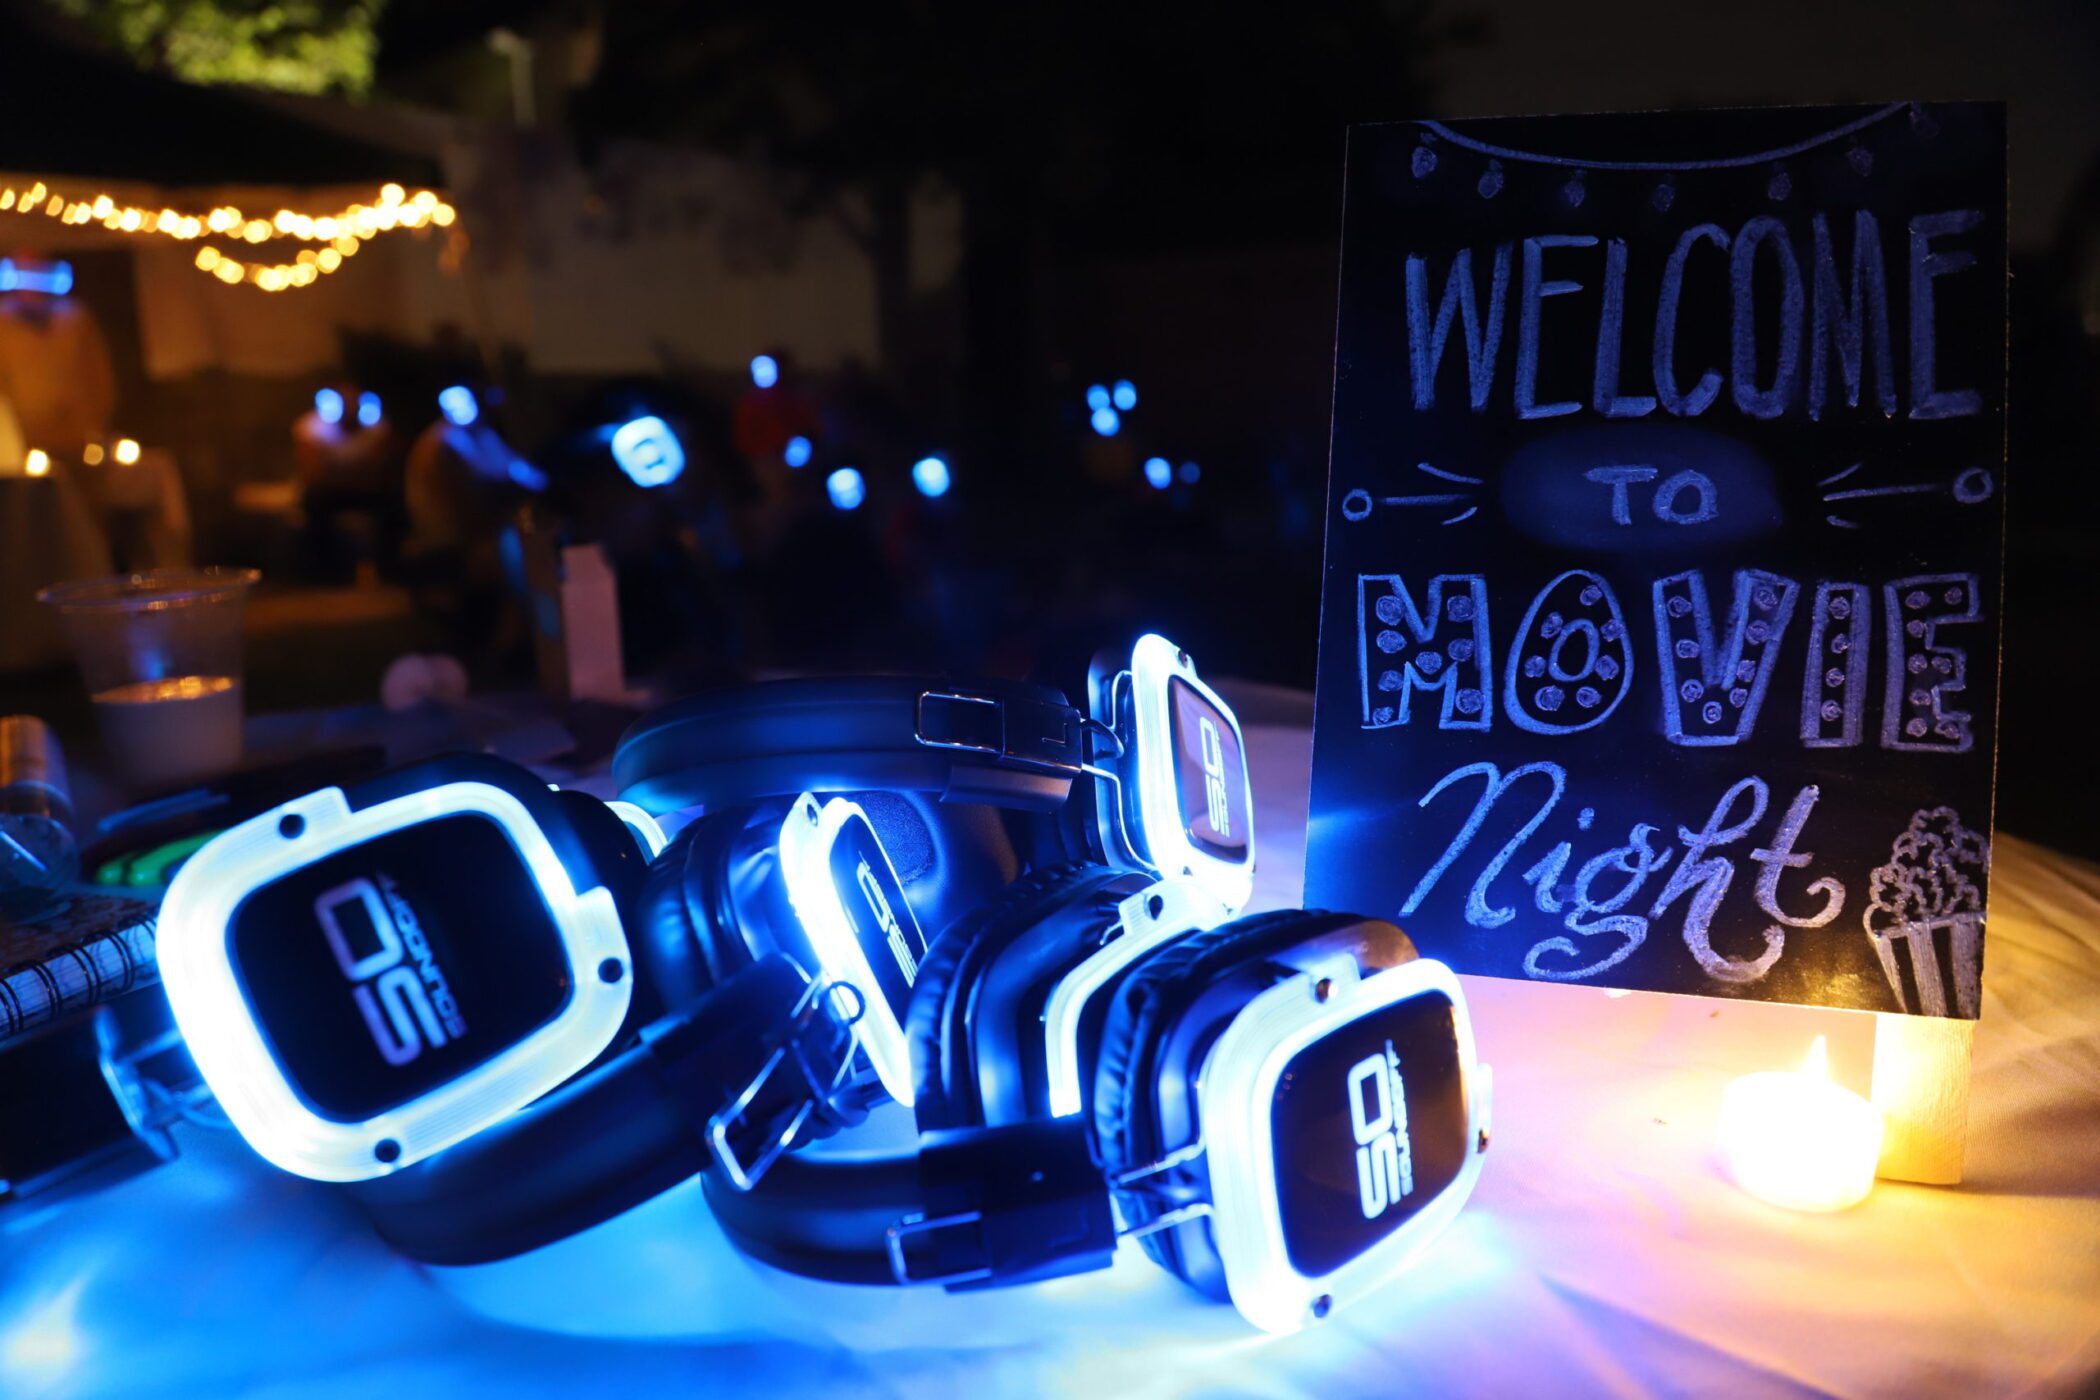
[647,956,863,1191]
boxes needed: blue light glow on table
[2,719,2092,1398]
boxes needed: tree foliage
[46,0,383,96]
[572,0,1477,253]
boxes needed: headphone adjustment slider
[886,1118,1117,1292]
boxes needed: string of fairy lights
[0,179,457,293]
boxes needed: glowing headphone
[1055,633,1255,913]
[705,905,1492,1334]
[610,635,1257,1129]
[617,648,1484,1331]
[613,633,1257,917]
[153,754,871,1263]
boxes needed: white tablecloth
[3,723,2096,1399]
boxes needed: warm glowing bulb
[432,204,457,228]
[381,183,406,206]
[24,449,49,477]
[82,443,105,465]
[317,248,342,272]
[215,261,244,284]
[1718,1035,1882,1213]
[113,438,141,466]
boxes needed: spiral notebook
[0,892,159,1049]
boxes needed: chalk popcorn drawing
[1863,807,1989,1018]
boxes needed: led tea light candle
[1719,1036,1883,1213]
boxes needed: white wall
[445,132,907,376]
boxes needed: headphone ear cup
[627,810,761,1011]
[629,820,710,1011]
[903,911,976,1131]
[906,861,1121,1130]
[1092,907,1361,1285]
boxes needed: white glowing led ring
[156,781,631,1182]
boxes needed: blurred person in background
[402,380,543,663]
[294,382,401,585]
[732,347,819,534]
[0,250,114,457]
[0,390,25,471]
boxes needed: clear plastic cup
[38,568,260,793]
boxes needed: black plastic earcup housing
[1091,909,1394,1296]
[906,862,1150,1130]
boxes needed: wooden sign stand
[1871,1015,1974,1184]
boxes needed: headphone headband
[353,953,858,1264]
[613,677,1091,815]
[704,1116,1116,1290]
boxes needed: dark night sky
[1432,0,2099,247]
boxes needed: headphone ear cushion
[1092,907,1360,1280]
[906,861,1123,1130]
[628,819,710,1011]
[627,811,753,1011]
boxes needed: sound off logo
[857,856,918,984]
[316,875,468,1066]
[1348,1040,1415,1220]
[1198,714,1231,837]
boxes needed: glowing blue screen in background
[827,467,865,511]
[611,415,686,488]
[438,386,479,427]
[911,457,950,499]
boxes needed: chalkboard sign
[1306,104,2005,1019]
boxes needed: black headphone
[329,761,866,1265]
[363,638,1257,1264]
[358,671,1109,1266]
[612,640,1257,936]
[701,901,1412,1297]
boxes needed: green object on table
[95,829,219,888]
